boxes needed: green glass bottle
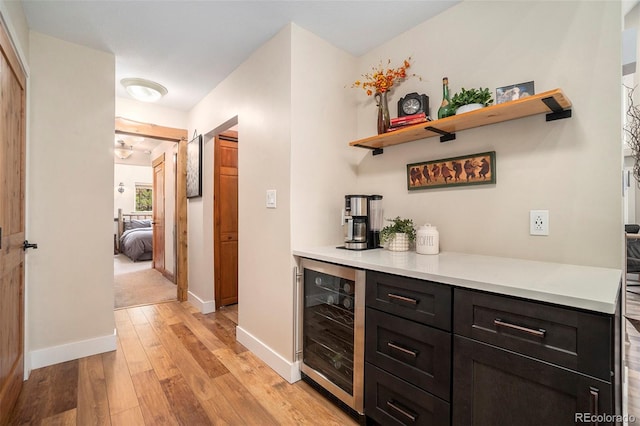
[437,77,453,119]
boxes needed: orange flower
[351,57,420,96]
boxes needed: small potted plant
[450,87,494,115]
[380,216,416,252]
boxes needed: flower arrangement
[352,57,419,96]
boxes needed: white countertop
[292,247,622,314]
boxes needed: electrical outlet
[530,210,549,236]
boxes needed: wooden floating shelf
[350,88,572,153]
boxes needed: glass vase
[375,92,390,134]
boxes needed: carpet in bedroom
[114,267,176,309]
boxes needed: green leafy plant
[380,216,416,244]
[450,87,494,110]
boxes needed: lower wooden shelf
[350,88,572,153]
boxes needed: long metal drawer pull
[387,293,418,305]
[589,387,599,425]
[387,341,418,358]
[386,400,417,422]
[493,318,546,338]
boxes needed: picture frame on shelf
[186,134,203,198]
[407,151,496,191]
[496,81,535,104]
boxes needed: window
[135,183,152,211]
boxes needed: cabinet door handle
[387,341,418,358]
[386,400,417,423]
[589,387,599,425]
[387,293,418,305]
[493,318,546,338]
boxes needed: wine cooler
[297,258,365,415]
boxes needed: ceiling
[21,0,460,112]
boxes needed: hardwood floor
[8,301,356,425]
[9,293,640,425]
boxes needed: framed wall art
[186,134,203,198]
[496,81,535,104]
[407,151,496,191]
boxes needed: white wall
[27,32,116,365]
[354,1,622,269]
[116,97,188,129]
[188,25,293,359]
[186,23,359,377]
[0,0,29,65]
[113,164,153,216]
[290,25,359,250]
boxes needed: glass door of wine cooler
[303,268,356,394]
[298,258,364,414]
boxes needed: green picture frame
[407,151,496,190]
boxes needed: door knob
[23,240,38,251]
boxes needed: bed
[117,209,153,262]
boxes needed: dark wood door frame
[115,117,188,301]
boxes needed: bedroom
[113,132,179,309]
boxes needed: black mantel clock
[398,92,429,117]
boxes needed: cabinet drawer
[453,336,613,426]
[366,271,451,331]
[366,308,451,401]
[365,363,450,426]
[454,288,613,381]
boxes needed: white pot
[387,232,409,252]
[455,103,484,115]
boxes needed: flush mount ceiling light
[121,78,168,102]
[115,140,133,159]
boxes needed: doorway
[214,129,239,309]
[115,118,188,303]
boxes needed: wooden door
[214,133,238,307]
[152,154,165,274]
[0,19,27,424]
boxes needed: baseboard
[236,326,301,383]
[29,329,117,371]
[187,291,215,314]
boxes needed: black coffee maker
[343,195,383,250]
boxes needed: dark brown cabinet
[366,308,451,401]
[366,270,451,331]
[453,335,613,426]
[452,288,620,426]
[363,271,620,426]
[365,272,452,425]
[454,288,615,381]
[366,363,450,426]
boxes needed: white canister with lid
[416,224,439,255]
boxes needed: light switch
[266,189,277,208]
